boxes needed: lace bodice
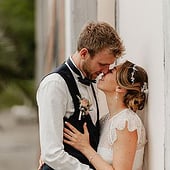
[97,109,146,170]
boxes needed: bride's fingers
[65,121,80,134]
[63,131,76,142]
[63,138,74,146]
[64,127,75,137]
[83,122,89,135]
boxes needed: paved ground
[0,109,39,170]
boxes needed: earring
[115,92,118,102]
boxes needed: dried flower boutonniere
[77,95,92,120]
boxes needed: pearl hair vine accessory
[130,65,138,84]
[141,82,149,94]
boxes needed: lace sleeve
[109,109,146,146]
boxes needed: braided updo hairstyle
[116,60,148,112]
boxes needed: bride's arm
[64,122,138,170]
[113,124,138,170]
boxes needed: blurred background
[0,0,39,170]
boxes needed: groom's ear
[80,48,88,58]
[115,86,126,93]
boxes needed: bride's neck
[105,93,127,118]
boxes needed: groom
[37,21,125,170]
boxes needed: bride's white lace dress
[97,109,146,170]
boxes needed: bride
[64,60,148,170]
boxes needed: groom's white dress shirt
[36,59,98,170]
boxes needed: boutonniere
[77,95,92,120]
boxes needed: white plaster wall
[117,1,164,169]
[163,1,170,169]
[97,0,115,26]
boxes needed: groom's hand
[38,156,44,170]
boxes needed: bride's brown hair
[116,60,148,112]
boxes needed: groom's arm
[37,74,92,170]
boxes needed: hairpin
[141,82,149,94]
[130,65,138,84]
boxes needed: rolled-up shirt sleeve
[36,73,92,170]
